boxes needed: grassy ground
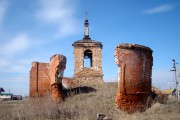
[0,82,180,120]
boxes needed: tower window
[84,50,92,67]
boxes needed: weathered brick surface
[29,54,67,99]
[50,54,66,85]
[50,54,66,101]
[72,40,103,86]
[114,43,153,113]
[30,18,104,97]
[29,62,50,97]
[51,83,63,102]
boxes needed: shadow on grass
[62,86,96,98]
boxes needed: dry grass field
[0,82,180,120]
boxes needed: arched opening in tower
[83,49,92,67]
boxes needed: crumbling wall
[29,54,67,101]
[50,54,66,85]
[50,54,66,102]
[29,62,50,97]
[114,43,153,113]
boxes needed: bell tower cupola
[84,17,90,39]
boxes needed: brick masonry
[50,54,66,85]
[29,62,50,97]
[29,54,66,98]
[29,18,104,97]
[114,43,153,113]
[50,54,66,101]
[72,39,104,86]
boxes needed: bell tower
[72,18,103,85]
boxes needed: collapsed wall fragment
[50,54,66,102]
[114,43,153,113]
[29,54,66,102]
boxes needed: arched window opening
[84,50,92,67]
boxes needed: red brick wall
[29,62,50,97]
[115,43,153,113]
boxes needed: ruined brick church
[29,18,103,97]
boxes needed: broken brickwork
[50,54,66,102]
[50,54,67,85]
[114,43,153,113]
[29,18,103,98]
[29,54,66,100]
[29,62,50,97]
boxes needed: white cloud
[0,58,29,74]
[143,4,174,14]
[37,0,80,38]
[0,58,31,74]
[0,33,31,74]
[0,0,8,24]
[0,58,9,67]
[1,33,30,56]
[37,0,73,22]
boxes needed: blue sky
[0,0,180,96]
